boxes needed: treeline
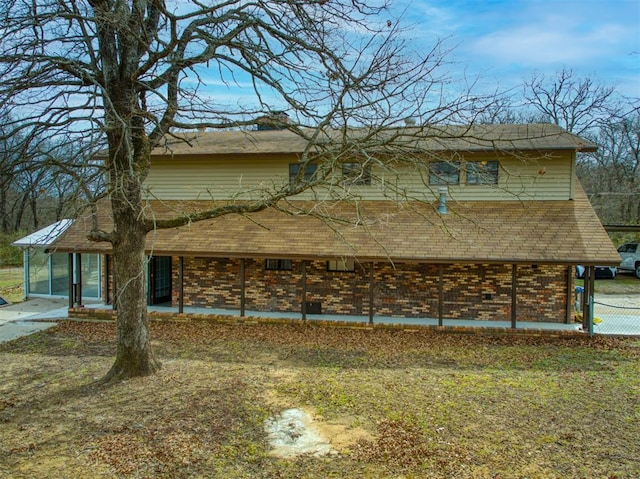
[0,111,104,236]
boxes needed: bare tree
[579,113,640,225]
[0,0,489,381]
[0,111,96,234]
[521,68,640,229]
[523,67,617,136]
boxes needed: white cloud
[400,0,640,95]
[469,22,630,67]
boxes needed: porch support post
[22,249,29,300]
[438,264,444,327]
[511,264,517,329]
[582,266,591,331]
[76,253,83,307]
[301,260,307,320]
[178,256,184,314]
[112,255,117,310]
[565,265,573,324]
[68,253,74,308]
[584,265,595,335]
[104,255,110,305]
[588,266,596,336]
[240,258,245,317]
[368,262,375,324]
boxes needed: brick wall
[163,257,570,323]
[172,257,242,309]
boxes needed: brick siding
[163,257,569,323]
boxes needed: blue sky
[396,0,640,98]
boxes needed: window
[265,259,293,271]
[429,161,460,185]
[618,243,639,254]
[466,161,499,185]
[327,259,355,272]
[289,163,317,187]
[342,162,372,186]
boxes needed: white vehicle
[575,265,617,279]
[617,243,640,278]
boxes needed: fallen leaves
[0,317,638,478]
[352,419,432,468]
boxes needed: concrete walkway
[0,297,68,343]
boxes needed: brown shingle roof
[153,123,597,157]
[54,183,619,265]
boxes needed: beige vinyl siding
[144,151,574,201]
[144,154,295,201]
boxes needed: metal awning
[12,219,73,248]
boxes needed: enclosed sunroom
[13,220,101,301]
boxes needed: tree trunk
[29,190,38,230]
[12,189,28,232]
[101,205,161,382]
[0,187,8,232]
[100,103,160,381]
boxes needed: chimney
[256,111,289,130]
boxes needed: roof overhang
[52,186,619,266]
[149,123,598,158]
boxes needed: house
[37,123,620,326]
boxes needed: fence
[592,300,640,336]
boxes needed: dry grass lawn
[0,267,23,303]
[0,319,639,478]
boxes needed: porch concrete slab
[140,303,583,332]
[0,297,68,324]
[0,320,59,343]
[0,297,69,344]
[65,294,640,336]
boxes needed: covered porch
[54,185,618,334]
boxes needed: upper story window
[429,161,460,185]
[289,163,317,187]
[265,259,293,271]
[342,162,372,186]
[466,161,499,185]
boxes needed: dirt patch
[312,414,373,452]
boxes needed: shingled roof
[152,123,597,157]
[53,182,619,265]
